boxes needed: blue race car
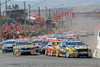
[2,39,16,53]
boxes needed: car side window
[48,42,50,45]
[62,41,66,47]
[59,41,63,47]
[50,42,52,45]
[47,41,52,46]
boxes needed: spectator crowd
[1,21,53,40]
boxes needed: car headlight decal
[30,47,34,49]
[18,47,21,50]
[73,49,77,52]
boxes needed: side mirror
[86,45,88,46]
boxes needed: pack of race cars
[1,31,93,58]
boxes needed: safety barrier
[94,49,100,58]
[93,31,100,58]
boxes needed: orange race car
[45,40,63,56]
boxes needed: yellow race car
[55,39,92,58]
[13,39,36,56]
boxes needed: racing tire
[31,50,36,55]
[36,50,39,54]
[87,56,92,58]
[43,50,45,54]
[56,50,59,57]
[14,51,21,56]
[2,50,6,54]
[13,51,14,55]
[40,50,45,54]
[45,50,48,56]
[66,51,70,58]
[51,50,53,56]
[15,54,21,56]
[40,51,42,54]
[88,57,92,58]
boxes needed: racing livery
[56,39,92,58]
[2,39,16,53]
[31,39,42,53]
[45,40,63,56]
[13,39,36,56]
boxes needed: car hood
[67,45,88,49]
[17,45,34,48]
[3,44,13,47]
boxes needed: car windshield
[16,41,32,46]
[32,41,41,43]
[52,42,61,46]
[42,42,49,45]
[4,41,15,44]
[66,41,85,46]
[40,44,46,48]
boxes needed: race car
[47,34,55,38]
[67,35,79,39]
[65,31,75,37]
[45,40,63,56]
[55,39,92,58]
[13,39,36,56]
[56,35,67,40]
[31,39,42,53]
[40,40,50,54]
[32,39,42,45]
[78,31,88,37]
[87,31,94,35]
[2,39,16,53]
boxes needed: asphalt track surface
[0,16,100,67]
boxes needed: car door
[47,41,52,55]
[59,41,66,52]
